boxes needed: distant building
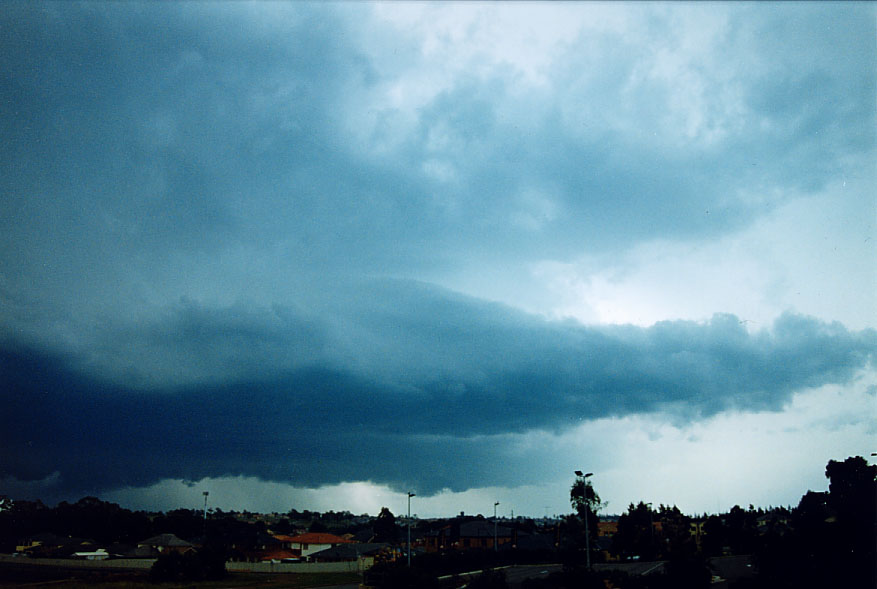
[425,520,513,552]
[72,548,109,560]
[17,533,98,558]
[137,533,195,555]
[756,510,790,535]
[271,534,299,550]
[309,542,391,569]
[283,532,352,558]
[689,520,706,551]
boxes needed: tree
[0,499,50,552]
[52,496,150,543]
[825,456,876,548]
[700,514,727,556]
[569,473,602,567]
[148,544,227,583]
[569,476,601,521]
[612,502,657,561]
[374,507,400,543]
[150,508,203,541]
[657,505,694,560]
[825,456,876,587]
[753,456,877,588]
[724,504,758,555]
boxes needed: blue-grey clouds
[1,2,874,506]
[2,3,873,312]
[2,283,874,499]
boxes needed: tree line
[368,455,876,589]
[0,498,370,554]
[1,455,873,588]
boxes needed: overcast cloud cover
[1,2,875,517]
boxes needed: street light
[494,502,500,552]
[575,471,594,570]
[202,491,209,538]
[407,492,415,567]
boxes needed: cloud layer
[1,2,874,509]
[2,289,874,499]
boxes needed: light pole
[575,471,594,570]
[407,492,415,567]
[202,491,209,538]
[494,502,500,552]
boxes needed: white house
[283,532,352,558]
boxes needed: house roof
[138,533,194,547]
[271,534,299,543]
[257,548,302,561]
[285,532,352,545]
[107,543,160,558]
[309,543,389,560]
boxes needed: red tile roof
[271,534,298,543]
[286,532,352,545]
[258,548,302,561]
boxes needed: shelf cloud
[1,2,874,511]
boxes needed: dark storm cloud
[2,2,872,311]
[2,283,874,499]
[1,2,874,504]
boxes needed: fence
[0,555,155,569]
[227,559,369,573]
[0,554,369,574]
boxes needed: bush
[148,546,227,583]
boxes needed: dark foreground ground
[0,556,755,589]
[0,561,361,589]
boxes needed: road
[457,556,752,588]
[500,564,563,588]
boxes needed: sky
[1,2,875,520]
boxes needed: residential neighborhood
[0,457,877,589]
[0,456,873,588]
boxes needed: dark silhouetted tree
[657,504,694,560]
[0,499,50,552]
[569,473,602,565]
[53,496,150,543]
[148,544,227,582]
[612,502,657,560]
[374,507,400,543]
[754,456,876,588]
[724,504,758,555]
